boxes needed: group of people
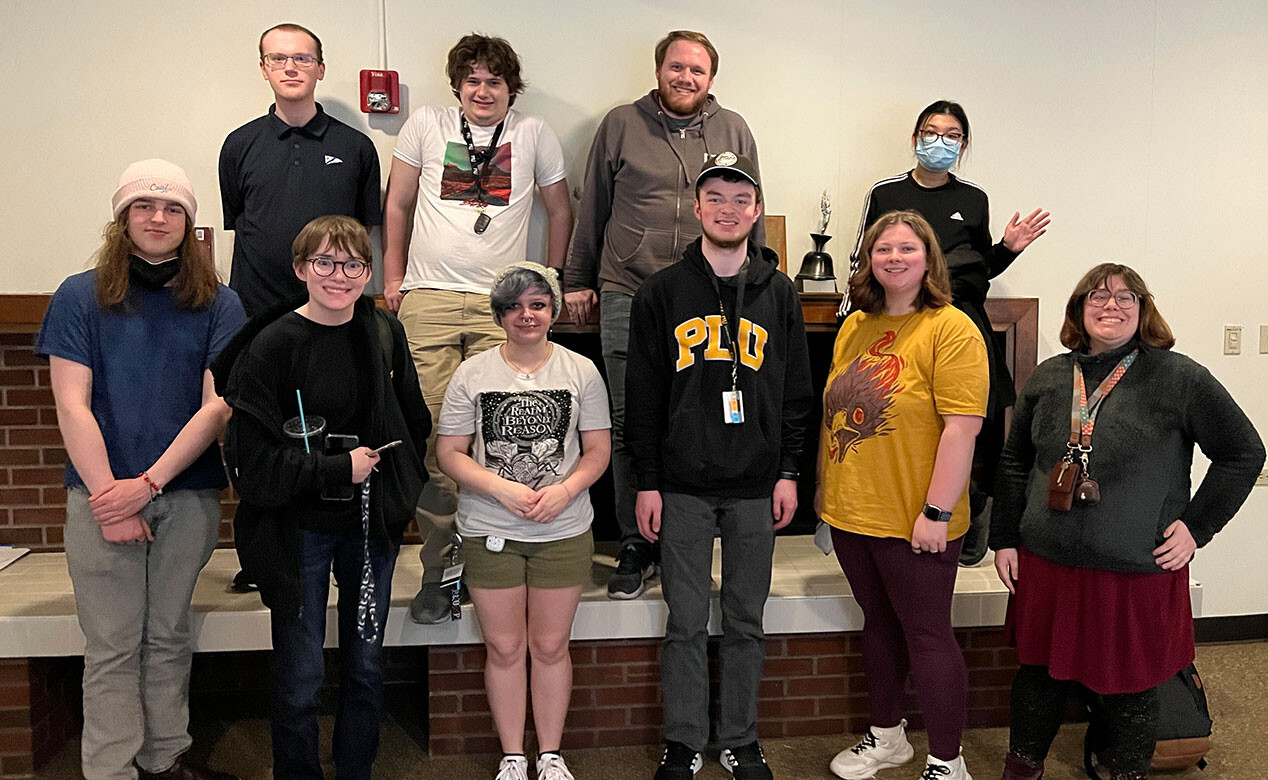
[32,20,1264,780]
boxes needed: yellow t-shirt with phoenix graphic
[819,306,988,542]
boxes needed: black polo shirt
[219,103,382,315]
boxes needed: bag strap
[373,308,395,371]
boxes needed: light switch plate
[1223,325,1242,355]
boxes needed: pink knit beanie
[111,159,197,221]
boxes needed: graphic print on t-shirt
[480,390,572,488]
[823,331,905,462]
[441,141,511,206]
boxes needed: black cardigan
[211,296,431,616]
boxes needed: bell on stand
[795,233,838,293]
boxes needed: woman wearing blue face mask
[837,100,1050,567]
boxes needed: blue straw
[295,389,311,453]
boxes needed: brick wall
[0,334,64,550]
[0,658,82,779]
[427,629,1019,756]
[0,334,427,551]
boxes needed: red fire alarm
[359,69,400,114]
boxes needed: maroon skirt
[1005,547,1194,695]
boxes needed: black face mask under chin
[128,254,182,290]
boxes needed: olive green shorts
[462,529,594,590]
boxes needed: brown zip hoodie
[564,90,763,296]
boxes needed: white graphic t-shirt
[393,105,567,293]
[438,344,610,542]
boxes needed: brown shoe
[139,753,240,780]
[1001,752,1044,780]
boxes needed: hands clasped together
[496,481,574,524]
[88,477,155,544]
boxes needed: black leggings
[1009,664,1158,780]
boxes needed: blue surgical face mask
[914,136,961,172]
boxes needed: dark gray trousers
[659,492,775,750]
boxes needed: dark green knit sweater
[990,340,1264,573]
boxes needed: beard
[701,224,750,251]
[657,83,708,117]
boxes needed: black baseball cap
[695,151,760,193]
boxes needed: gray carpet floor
[36,642,1262,779]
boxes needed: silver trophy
[795,191,837,292]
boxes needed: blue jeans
[600,291,642,548]
[269,529,396,780]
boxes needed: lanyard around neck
[708,267,747,391]
[459,113,506,204]
[1069,350,1138,448]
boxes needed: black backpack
[1083,663,1211,779]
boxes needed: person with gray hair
[435,262,611,780]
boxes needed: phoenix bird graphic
[823,330,906,461]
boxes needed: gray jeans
[65,487,222,780]
[659,492,775,749]
[600,291,640,548]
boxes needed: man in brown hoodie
[563,30,763,600]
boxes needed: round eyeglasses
[918,129,964,146]
[308,256,368,278]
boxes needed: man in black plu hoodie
[626,154,812,780]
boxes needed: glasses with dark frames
[308,256,368,278]
[1086,290,1140,308]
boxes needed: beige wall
[2,0,1265,615]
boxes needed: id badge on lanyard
[713,268,747,424]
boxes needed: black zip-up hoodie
[210,295,430,617]
[626,238,813,498]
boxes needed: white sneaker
[537,752,576,780]
[495,754,529,780]
[918,753,972,780]
[828,719,915,779]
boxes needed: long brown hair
[93,212,220,311]
[848,210,952,314]
[1060,263,1175,351]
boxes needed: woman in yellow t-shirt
[816,210,988,780]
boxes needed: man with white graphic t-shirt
[382,33,573,623]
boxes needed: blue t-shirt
[36,271,246,491]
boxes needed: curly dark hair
[446,34,525,104]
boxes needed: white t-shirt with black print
[438,344,611,542]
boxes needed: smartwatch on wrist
[921,502,952,523]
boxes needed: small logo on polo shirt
[950,211,964,221]
[325,155,343,165]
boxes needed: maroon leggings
[831,527,966,761]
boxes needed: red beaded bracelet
[139,471,163,500]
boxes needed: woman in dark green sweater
[990,263,1264,780]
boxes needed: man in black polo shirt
[219,22,382,316]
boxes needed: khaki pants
[397,288,504,579]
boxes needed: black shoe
[409,581,466,624]
[654,742,702,780]
[608,544,655,600]
[720,741,773,780]
[958,496,991,567]
[138,754,240,780]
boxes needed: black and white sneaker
[653,741,703,780]
[720,741,773,780]
[608,543,655,599]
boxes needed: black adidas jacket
[626,238,813,498]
